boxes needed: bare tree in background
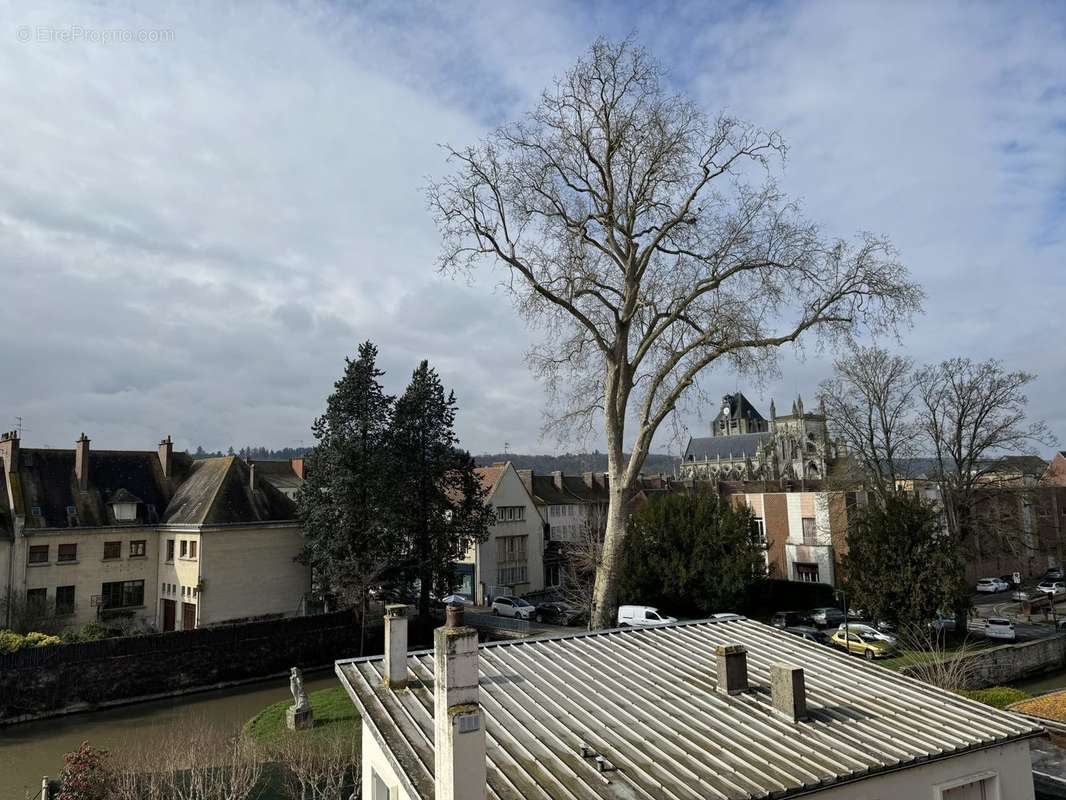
[918,359,1055,598]
[429,38,921,626]
[817,345,920,497]
[556,504,608,630]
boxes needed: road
[970,588,1063,640]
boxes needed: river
[0,671,341,799]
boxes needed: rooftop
[336,618,1040,800]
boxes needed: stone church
[680,392,835,482]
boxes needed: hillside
[474,452,679,475]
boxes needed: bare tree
[895,623,980,691]
[275,729,360,800]
[429,38,921,626]
[818,345,920,497]
[555,504,608,629]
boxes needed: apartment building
[459,462,545,604]
[0,431,310,632]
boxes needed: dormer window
[108,489,142,523]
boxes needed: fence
[0,610,365,670]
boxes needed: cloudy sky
[1,1,1064,457]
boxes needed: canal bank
[0,670,340,800]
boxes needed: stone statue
[286,666,313,730]
[290,667,310,712]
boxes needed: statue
[289,667,310,712]
[286,666,314,730]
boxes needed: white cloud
[0,1,1062,456]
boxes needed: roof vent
[771,663,808,722]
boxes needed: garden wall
[0,612,411,724]
[902,634,1066,689]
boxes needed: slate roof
[247,459,304,492]
[337,618,1042,800]
[8,446,294,529]
[684,433,771,462]
[713,392,766,428]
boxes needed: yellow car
[831,629,894,660]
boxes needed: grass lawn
[244,686,360,747]
[878,638,997,671]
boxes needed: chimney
[158,435,173,478]
[770,664,808,721]
[0,431,19,474]
[434,612,486,800]
[551,470,564,491]
[384,604,409,689]
[75,433,90,492]
[582,471,596,489]
[716,644,748,695]
[249,463,256,493]
[290,456,305,480]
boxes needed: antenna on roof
[14,416,28,437]
[504,441,510,454]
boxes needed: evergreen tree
[297,342,394,626]
[618,489,766,617]
[389,360,493,620]
[842,494,965,631]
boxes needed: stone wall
[902,634,1066,689]
[0,611,407,724]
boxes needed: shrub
[0,629,25,653]
[24,631,61,647]
[76,622,119,641]
[57,742,113,800]
[958,686,1030,710]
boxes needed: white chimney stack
[384,604,408,689]
[434,611,486,800]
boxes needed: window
[752,517,766,545]
[26,588,47,615]
[180,540,188,558]
[166,539,175,562]
[939,776,995,799]
[371,770,393,800]
[55,585,75,615]
[189,541,198,559]
[57,543,78,563]
[795,562,820,583]
[801,517,817,545]
[103,541,121,560]
[129,540,146,557]
[28,545,49,565]
[497,506,525,522]
[101,579,145,609]
[546,564,560,587]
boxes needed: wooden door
[182,602,196,630]
[162,599,176,632]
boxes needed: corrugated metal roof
[336,619,1041,800]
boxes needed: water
[0,671,341,799]
[1013,669,1066,696]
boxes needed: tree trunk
[590,479,628,628]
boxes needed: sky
[1,1,1064,458]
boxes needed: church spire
[769,398,777,420]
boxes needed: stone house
[340,611,1040,800]
[0,431,310,632]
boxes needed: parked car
[1042,567,1065,582]
[710,612,744,621]
[784,626,832,645]
[771,610,814,629]
[931,614,957,633]
[831,629,894,660]
[810,607,846,628]
[975,577,1010,594]
[984,617,1016,642]
[616,605,677,627]
[836,623,897,646]
[1036,580,1066,597]
[534,602,583,626]
[492,596,535,620]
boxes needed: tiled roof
[474,463,508,499]
[248,459,303,491]
[684,433,771,462]
[337,618,1041,800]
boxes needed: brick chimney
[158,435,173,478]
[770,663,808,722]
[290,456,305,480]
[384,604,408,689]
[716,644,749,695]
[0,431,19,474]
[75,433,90,492]
[551,470,564,491]
[434,613,486,800]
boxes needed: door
[182,602,196,630]
[161,599,176,632]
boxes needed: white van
[617,605,678,628]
